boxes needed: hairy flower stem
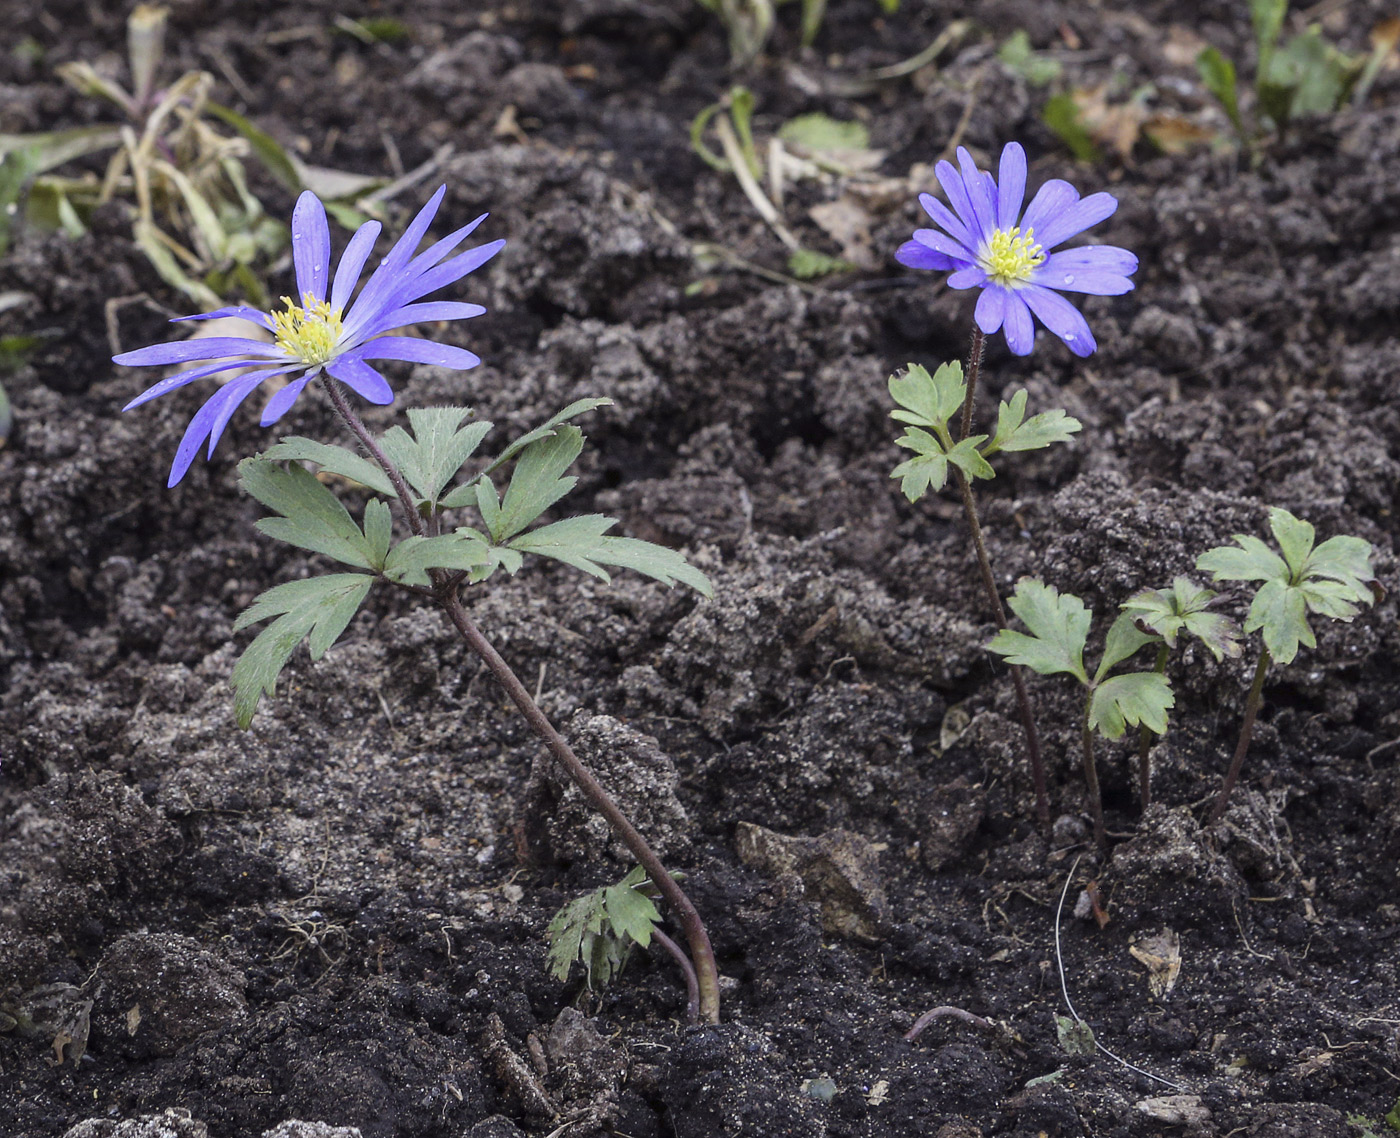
[952,467,1051,834]
[1079,697,1107,851]
[321,377,721,1024]
[1207,648,1272,827]
[949,326,1050,835]
[1136,645,1169,809]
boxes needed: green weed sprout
[1196,507,1376,824]
[1196,0,1390,149]
[988,580,1174,849]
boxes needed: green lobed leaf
[1267,506,1315,580]
[262,437,396,498]
[945,435,994,481]
[509,514,714,596]
[1196,534,1288,584]
[1298,578,1365,621]
[545,866,660,990]
[985,389,1082,454]
[1122,576,1242,660]
[239,457,375,568]
[987,578,1091,684]
[1251,0,1287,80]
[1303,534,1375,597]
[1245,577,1314,665]
[601,872,661,950]
[363,499,392,569]
[489,426,585,544]
[478,398,611,480]
[1094,611,1158,684]
[231,573,373,728]
[381,532,493,588]
[1089,671,1175,740]
[889,362,965,431]
[891,428,949,502]
[379,407,493,505]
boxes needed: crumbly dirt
[3,1,1400,1136]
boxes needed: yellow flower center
[981,226,1045,287]
[272,293,344,365]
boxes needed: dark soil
[4,2,1400,1136]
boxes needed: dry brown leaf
[808,197,878,269]
[1129,928,1182,997]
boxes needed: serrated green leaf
[988,578,1091,684]
[1268,507,1315,580]
[1089,671,1174,740]
[945,435,994,480]
[1304,534,1375,596]
[1094,611,1157,683]
[482,398,612,480]
[262,437,396,497]
[777,113,870,152]
[508,514,714,596]
[546,893,598,982]
[889,362,964,430]
[546,866,659,991]
[891,429,948,501]
[985,388,1082,454]
[490,426,584,543]
[1197,46,1244,138]
[1123,576,1242,661]
[1246,577,1314,665]
[381,532,493,587]
[1196,534,1288,584]
[1298,578,1364,622]
[601,877,661,949]
[379,407,493,505]
[231,573,373,728]
[239,457,375,568]
[363,499,392,569]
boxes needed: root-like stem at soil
[1078,695,1106,850]
[1137,644,1169,809]
[1208,647,1271,826]
[950,326,1051,834]
[322,376,721,1024]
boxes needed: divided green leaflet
[239,457,375,568]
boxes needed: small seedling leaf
[231,573,373,728]
[891,428,949,501]
[1268,506,1315,579]
[1089,671,1174,740]
[1245,576,1314,665]
[1054,1014,1096,1057]
[1196,47,1244,138]
[1123,577,1242,660]
[1095,611,1158,683]
[988,578,1091,684]
[1196,534,1288,584]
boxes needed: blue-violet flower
[114,186,503,486]
[896,143,1136,357]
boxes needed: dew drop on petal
[1063,274,1075,285]
[1064,332,1076,341]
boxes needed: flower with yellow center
[272,294,346,366]
[895,142,1137,357]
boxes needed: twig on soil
[1054,856,1189,1092]
[904,1004,996,1044]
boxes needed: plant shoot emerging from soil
[1197,507,1376,823]
[114,188,724,1024]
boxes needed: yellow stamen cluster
[981,226,1045,287]
[272,293,344,365]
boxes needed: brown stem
[650,926,700,1024]
[1136,645,1169,810]
[324,382,721,1023]
[957,326,985,443]
[951,466,1052,834]
[904,1004,995,1043]
[441,592,720,1023]
[1207,647,1271,826]
[1080,694,1106,851]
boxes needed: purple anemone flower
[114,185,504,486]
[896,143,1136,358]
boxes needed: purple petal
[291,191,332,304]
[381,239,505,312]
[1021,284,1097,356]
[955,148,998,242]
[327,355,394,404]
[405,214,489,277]
[1033,191,1119,250]
[996,142,1027,229]
[917,191,976,251]
[946,266,988,290]
[167,370,269,487]
[911,228,973,263]
[122,357,280,411]
[975,286,1008,334]
[341,186,448,330]
[171,306,275,332]
[934,159,984,242]
[1018,179,1080,242]
[260,373,317,426]
[1035,247,1137,295]
[330,219,382,312]
[208,368,297,454]
[896,240,957,271]
[1001,293,1034,356]
[357,336,481,371]
[114,336,284,368]
[359,301,488,339]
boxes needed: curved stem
[323,383,720,1023]
[1080,694,1106,850]
[1136,645,1169,809]
[904,1004,995,1044]
[1207,648,1271,826]
[951,466,1051,834]
[650,926,700,1024]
